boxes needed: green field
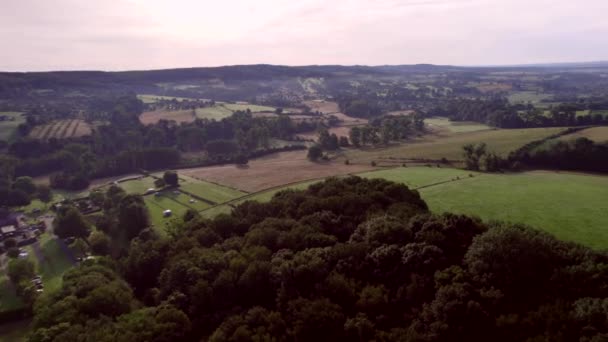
[200,204,233,219]
[137,94,196,104]
[144,191,210,232]
[179,175,246,203]
[0,276,23,312]
[345,127,565,162]
[33,237,75,293]
[557,126,608,143]
[0,112,25,141]
[360,167,608,250]
[195,105,234,121]
[222,103,275,112]
[117,177,158,195]
[425,117,492,133]
[507,91,553,105]
[205,166,608,250]
[194,103,277,121]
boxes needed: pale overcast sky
[1,0,607,71]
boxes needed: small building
[163,210,172,217]
[1,225,16,238]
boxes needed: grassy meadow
[362,167,608,250]
[425,117,492,133]
[201,166,608,250]
[344,127,565,162]
[0,112,25,141]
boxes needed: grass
[422,171,608,250]
[143,191,211,233]
[203,166,608,250]
[557,126,608,143]
[118,177,158,195]
[0,112,25,142]
[425,117,492,133]
[234,179,322,204]
[0,318,31,342]
[35,238,74,293]
[0,276,23,312]
[195,106,233,121]
[200,204,233,219]
[507,91,553,105]
[222,103,275,112]
[357,167,479,189]
[345,127,565,162]
[179,175,246,203]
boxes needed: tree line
[349,115,425,147]
[462,135,608,174]
[431,98,608,128]
[25,177,608,341]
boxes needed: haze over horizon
[1,0,607,72]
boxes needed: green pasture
[178,175,246,203]
[425,117,492,133]
[206,166,608,250]
[195,106,233,121]
[0,112,25,141]
[345,127,565,162]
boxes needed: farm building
[1,225,16,238]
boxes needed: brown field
[140,109,195,125]
[29,120,92,140]
[180,150,377,192]
[387,110,415,117]
[297,126,355,141]
[303,100,340,114]
[558,126,608,143]
[251,112,279,118]
[328,112,367,126]
[71,120,92,137]
[476,83,513,93]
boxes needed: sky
[1,0,607,71]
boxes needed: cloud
[0,0,607,71]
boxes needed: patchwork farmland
[28,119,92,140]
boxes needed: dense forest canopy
[26,177,608,341]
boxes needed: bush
[4,238,17,249]
[307,145,323,161]
[154,178,166,188]
[7,247,20,258]
[89,231,110,255]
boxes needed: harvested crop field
[425,117,493,133]
[558,126,608,143]
[28,119,92,139]
[180,150,377,192]
[297,126,354,141]
[386,110,415,117]
[329,112,367,126]
[140,109,195,125]
[303,100,340,114]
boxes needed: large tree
[53,206,91,239]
